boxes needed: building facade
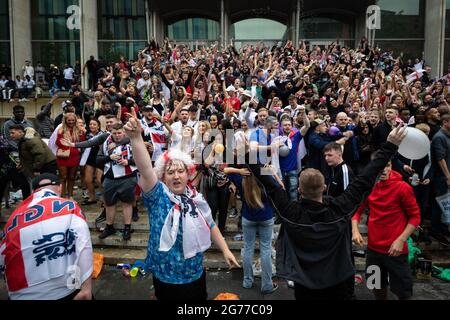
[2,0,449,85]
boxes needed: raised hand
[61,138,74,148]
[123,107,142,140]
[387,124,407,146]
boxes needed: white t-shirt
[15,80,24,89]
[137,78,151,96]
[24,79,35,89]
[63,68,75,80]
[23,66,34,78]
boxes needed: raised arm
[331,125,408,216]
[124,107,158,193]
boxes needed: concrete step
[93,247,369,272]
[90,229,252,251]
[83,210,244,234]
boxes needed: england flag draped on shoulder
[0,189,93,300]
[103,136,138,178]
[140,117,168,160]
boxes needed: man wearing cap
[140,105,168,161]
[22,60,34,80]
[239,90,258,127]
[0,174,93,300]
[307,119,347,171]
[223,84,241,113]
[137,70,151,98]
[54,100,75,129]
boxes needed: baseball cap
[62,100,73,109]
[226,85,236,92]
[310,119,325,129]
[32,173,60,191]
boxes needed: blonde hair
[415,123,430,135]
[242,175,264,209]
[60,112,81,143]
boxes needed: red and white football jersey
[0,189,93,300]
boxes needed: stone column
[9,0,32,78]
[295,0,301,46]
[424,0,445,78]
[80,0,98,90]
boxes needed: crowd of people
[1,36,450,300]
[0,60,82,103]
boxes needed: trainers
[95,208,106,223]
[229,208,238,218]
[132,207,139,222]
[99,225,116,239]
[82,190,89,199]
[122,227,131,241]
[262,283,279,295]
[287,280,295,289]
[430,233,450,247]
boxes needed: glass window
[31,0,80,41]
[32,42,80,68]
[0,0,9,40]
[300,17,354,40]
[168,18,219,40]
[375,40,424,60]
[231,19,286,40]
[445,1,450,73]
[31,0,80,68]
[444,40,450,74]
[376,0,424,38]
[446,0,450,37]
[0,43,10,67]
[98,41,147,63]
[98,0,147,40]
[0,0,10,65]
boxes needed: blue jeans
[282,170,298,202]
[431,176,449,235]
[242,217,274,293]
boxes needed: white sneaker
[287,280,295,289]
[82,190,89,199]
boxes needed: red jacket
[352,170,421,255]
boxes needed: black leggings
[153,270,207,301]
[205,184,230,233]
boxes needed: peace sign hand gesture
[123,107,142,140]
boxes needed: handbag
[436,190,450,225]
[56,148,70,159]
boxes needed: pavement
[2,266,449,300]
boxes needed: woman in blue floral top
[124,108,240,300]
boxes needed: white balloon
[398,127,430,160]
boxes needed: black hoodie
[249,141,399,289]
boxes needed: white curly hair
[153,149,195,180]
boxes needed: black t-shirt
[86,60,97,73]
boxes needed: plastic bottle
[130,268,139,278]
[411,174,420,187]
[122,268,130,277]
